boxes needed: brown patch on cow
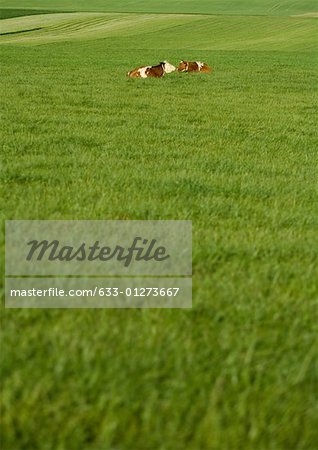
[177,60,212,73]
[145,62,165,78]
[177,61,188,72]
[187,62,201,72]
[200,63,212,73]
[127,66,145,78]
[127,62,166,78]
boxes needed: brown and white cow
[127,61,176,78]
[177,61,212,73]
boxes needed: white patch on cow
[163,61,176,74]
[139,66,151,78]
[196,61,204,71]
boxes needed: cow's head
[161,61,176,74]
[177,61,188,72]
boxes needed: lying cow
[127,61,176,78]
[177,60,212,73]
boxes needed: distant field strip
[0,12,317,51]
[0,9,63,19]
[1,0,318,16]
[0,13,202,44]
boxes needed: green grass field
[1,1,318,449]
[1,0,318,15]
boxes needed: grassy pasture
[0,9,63,19]
[1,2,318,450]
[0,12,317,51]
[1,0,318,16]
